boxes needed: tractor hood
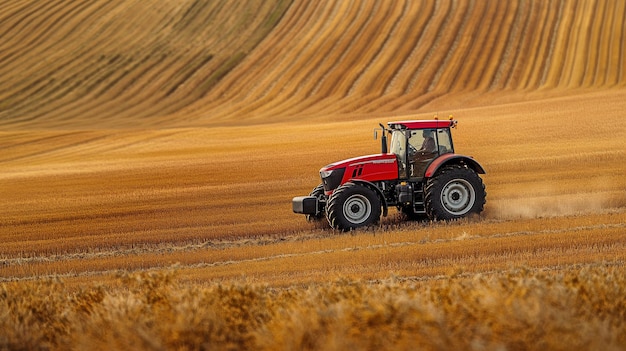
[319,154,398,193]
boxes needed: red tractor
[293,119,486,231]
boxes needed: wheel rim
[343,194,371,224]
[440,179,475,216]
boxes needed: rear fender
[425,154,486,178]
[350,179,389,217]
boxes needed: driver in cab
[417,129,436,155]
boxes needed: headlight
[320,169,333,178]
[319,167,346,192]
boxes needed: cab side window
[437,129,453,154]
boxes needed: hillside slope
[0,0,291,129]
[0,0,624,129]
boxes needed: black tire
[306,184,326,222]
[326,182,381,231]
[425,165,486,220]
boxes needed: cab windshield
[389,130,408,178]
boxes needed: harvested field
[2,90,625,285]
[1,0,626,350]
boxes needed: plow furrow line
[532,1,576,89]
[0,0,88,71]
[538,0,564,87]
[249,2,369,118]
[0,2,37,37]
[490,0,524,90]
[579,0,600,87]
[200,0,306,103]
[474,0,512,91]
[426,0,473,93]
[253,2,335,101]
[255,2,364,116]
[588,0,609,86]
[265,1,379,118]
[307,1,366,98]
[522,0,554,89]
[347,0,407,96]
[3,222,624,268]
[402,0,448,94]
[0,134,109,163]
[383,1,434,95]
[564,0,585,88]
[386,261,626,284]
[4,222,625,283]
[617,1,626,85]
[6,260,626,285]
[0,249,336,283]
[0,1,60,53]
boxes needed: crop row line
[4,248,624,285]
[3,221,624,269]
[199,0,626,124]
[0,1,291,128]
[376,260,626,284]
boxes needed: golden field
[1,0,626,349]
[2,267,626,350]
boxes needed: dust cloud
[485,192,626,219]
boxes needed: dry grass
[2,265,626,350]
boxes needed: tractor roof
[387,119,456,130]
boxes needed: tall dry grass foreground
[1,265,625,351]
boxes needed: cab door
[408,129,438,178]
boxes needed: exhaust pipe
[379,123,388,153]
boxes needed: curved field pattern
[1,1,626,349]
[0,0,624,128]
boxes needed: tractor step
[413,188,426,213]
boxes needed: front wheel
[326,182,381,231]
[425,165,486,220]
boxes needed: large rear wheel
[326,182,381,231]
[425,165,486,220]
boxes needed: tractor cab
[386,120,456,179]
